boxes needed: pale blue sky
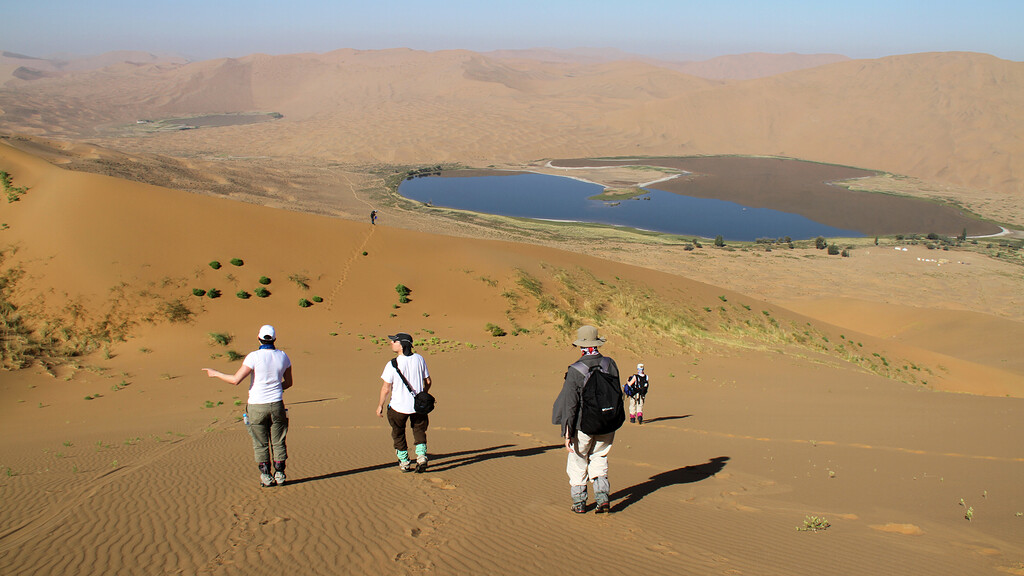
[3,0,1022,61]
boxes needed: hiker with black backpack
[552,325,624,514]
[626,363,649,425]
[377,332,433,473]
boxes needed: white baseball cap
[637,363,644,370]
[258,324,276,342]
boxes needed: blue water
[399,173,862,241]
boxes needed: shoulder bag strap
[391,358,417,395]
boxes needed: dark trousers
[387,406,428,451]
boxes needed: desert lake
[399,157,1000,240]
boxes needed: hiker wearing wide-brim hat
[202,324,293,487]
[552,325,623,514]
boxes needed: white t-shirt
[243,348,292,404]
[381,353,430,414]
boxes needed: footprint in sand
[429,477,457,490]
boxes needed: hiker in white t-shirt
[203,324,293,487]
[376,332,432,473]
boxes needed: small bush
[192,288,207,297]
[714,235,725,247]
[254,287,270,298]
[162,299,194,323]
[236,290,251,299]
[289,273,310,290]
[395,284,411,302]
[230,258,244,266]
[209,332,232,346]
[827,244,840,256]
[298,298,312,308]
[207,288,221,299]
[226,350,244,361]
[815,236,827,250]
[209,261,222,269]
[258,276,271,285]
[312,295,323,303]
[485,323,507,337]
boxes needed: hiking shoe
[570,501,587,514]
[629,417,636,424]
[399,460,414,473]
[637,415,643,425]
[260,473,275,487]
[595,502,610,514]
[415,456,428,474]
[274,471,286,486]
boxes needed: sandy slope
[2,132,1024,576]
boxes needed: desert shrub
[207,288,221,299]
[827,244,840,255]
[312,295,323,303]
[236,290,251,299]
[362,251,368,256]
[162,299,193,323]
[192,288,207,297]
[208,332,232,346]
[258,276,271,285]
[815,237,827,250]
[683,244,694,251]
[395,284,411,303]
[485,323,507,337]
[289,273,310,290]
[298,298,312,308]
[926,232,939,240]
[254,287,270,298]
[841,249,851,257]
[230,258,244,266]
[227,350,243,361]
[714,235,725,247]
[209,261,221,270]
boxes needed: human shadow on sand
[427,443,562,473]
[639,415,691,424]
[610,456,730,512]
[288,443,559,485]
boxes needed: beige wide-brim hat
[573,325,606,347]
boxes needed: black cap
[388,333,413,344]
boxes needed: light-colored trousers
[566,430,614,486]
[628,394,645,416]
[247,401,288,463]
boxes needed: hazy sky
[4,0,1023,62]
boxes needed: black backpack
[571,357,625,435]
[633,374,649,396]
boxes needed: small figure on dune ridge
[626,363,649,425]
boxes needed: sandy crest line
[542,160,688,188]
[653,424,1024,463]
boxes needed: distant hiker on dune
[370,210,377,225]
[377,332,433,473]
[202,324,292,487]
[626,363,649,425]
[552,325,624,514]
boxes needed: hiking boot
[260,473,275,487]
[595,502,610,514]
[415,455,428,474]
[570,501,587,514]
[637,414,643,425]
[629,416,636,424]
[399,460,414,473]
[274,471,286,486]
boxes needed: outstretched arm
[202,364,253,386]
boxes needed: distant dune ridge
[0,48,1020,199]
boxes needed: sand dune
[0,49,1020,202]
[2,119,1024,576]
